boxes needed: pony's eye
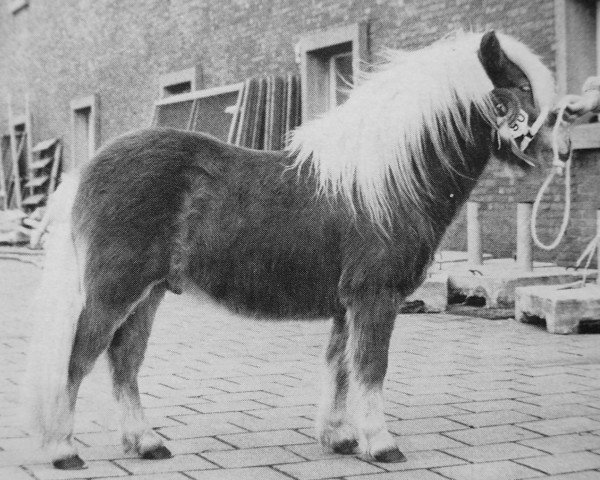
[520,84,531,92]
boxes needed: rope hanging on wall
[530,100,573,251]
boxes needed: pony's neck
[446,113,495,206]
[392,110,494,236]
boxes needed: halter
[510,106,550,153]
[492,88,551,165]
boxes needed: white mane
[287,32,555,228]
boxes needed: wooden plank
[250,77,267,149]
[6,98,22,208]
[271,76,285,150]
[227,86,244,144]
[2,140,14,209]
[25,96,34,196]
[7,137,25,208]
[32,138,58,153]
[24,175,49,188]
[240,78,259,148]
[31,156,53,170]
[0,141,6,210]
[264,76,273,150]
[48,143,62,194]
[287,74,301,140]
[234,80,251,146]
[21,193,45,206]
[283,73,293,147]
[187,98,197,131]
[294,74,302,128]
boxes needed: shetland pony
[25,31,556,469]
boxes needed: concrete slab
[515,283,600,334]
[407,273,448,312]
[447,259,596,308]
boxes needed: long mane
[287,32,555,228]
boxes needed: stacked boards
[229,74,301,150]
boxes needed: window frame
[296,22,368,122]
[70,94,100,167]
[158,67,199,98]
[152,82,243,135]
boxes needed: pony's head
[479,31,556,167]
[289,31,556,228]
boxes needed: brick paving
[2,260,600,479]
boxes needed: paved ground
[2,260,600,480]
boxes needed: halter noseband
[514,107,550,153]
[492,88,550,165]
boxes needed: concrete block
[448,258,596,308]
[515,284,600,334]
[407,273,448,312]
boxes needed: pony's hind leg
[51,280,163,469]
[346,293,406,463]
[51,301,133,469]
[317,310,357,454]
[107,284,171,460]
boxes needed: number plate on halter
[509,110,529,139]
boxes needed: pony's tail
[22,174,83,446]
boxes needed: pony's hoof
[52,455,87,470]
[141,445,172,460]
[373,448,407,463]
[331,438,358,454]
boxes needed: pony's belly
[186,261,340,319]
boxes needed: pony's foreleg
[107,284,171,460]
[317,311,357,454]
[346,294,406,463]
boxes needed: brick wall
[0,0,555,161]
[3,0,598,266]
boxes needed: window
[153,83,243,141]
[329,51,353,108]
[70,95,99,166]
[159,67,198,98]
[297,22,368,122]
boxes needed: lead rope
[530,100,600,288]
[530,100,573,251]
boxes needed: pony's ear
[479,31,509,85]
